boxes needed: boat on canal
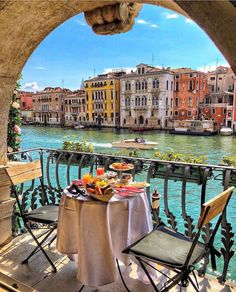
[112,138,158,150]
[169,120,217,136]
[220,127,233,136]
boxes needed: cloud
[185,18,194,24]
[150,24,159,29]
[136,19,159,29]
[197,61,230,73]
[103,67,136,74]
[165,13,179,19]
[137,19,147,25]
[76,19,86,26]
[22,82,40,92]
[34,66,45,70]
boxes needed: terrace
[0,148,236,291]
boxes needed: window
[152,96,159,106]
[174,111,179,116]
[166,80,169,90]
[153,79,159,89]
[210,77,215,80]
[125,81,131,91]
[138,68,141,74]
[175,82,179,91]
[212,108,215,114]
[142,67,145,74]
[175,98,179,107]
[188,110,192,116]
[223,108,227,114]
[188,97,193,106]
[188,80,193,91]
[123,119,126,125]
[129,111,131,116]
[136,80,141,91]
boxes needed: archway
[0,1,236,162]
[139,115,144,125]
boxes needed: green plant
[113,149,140,157]
[7,78,22,152]
[222,156,236,167]
[62,140,94,153]
[154,151,207,164]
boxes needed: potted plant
[153,151,210,184]
[221,156,236,187]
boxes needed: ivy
[7,78,22,152]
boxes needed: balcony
[134,105,148,110]
[2,148,236,291]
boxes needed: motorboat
[220,127,233,136]
[74,124,85,129]
[112,138,158,150]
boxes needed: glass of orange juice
[83,173,92,184]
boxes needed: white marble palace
[120,63,174,129]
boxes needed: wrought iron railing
[7,148,236,284]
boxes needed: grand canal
[21,126,236,281]
[21,126,236,164]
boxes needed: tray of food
[85,181,114,202]
[128,181,150,188]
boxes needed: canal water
[21,126,236,281]
[21,126,236,164]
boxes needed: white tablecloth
[56,190,152,287]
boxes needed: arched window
[146,119,148,125]
[123,119,126,125]
[142,67,145,74]
[153,79,159,89]
[141,80,145,90]
[166,80,169,90]
[136,80,141,91]
[138,68,141,74]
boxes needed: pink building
[19,91,33,110]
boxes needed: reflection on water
[22,126,236,164]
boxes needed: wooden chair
[6,160,59,272]
[122,186,235,291]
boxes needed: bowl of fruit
[110,162,134,171]
[85,181,114,202]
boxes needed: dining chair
[6,160,59,273]
[122,186,235,291]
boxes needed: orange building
[19,90,33,110]
[172,68,208,120]
[200,66,235,128]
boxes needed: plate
[110,164,134,171]
[127,182,150,188]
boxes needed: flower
[14,125,21,134]
[11,101,20,109]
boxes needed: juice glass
[96,167,105,176]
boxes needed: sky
[21,4,229,92]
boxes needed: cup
[96,167,105,176]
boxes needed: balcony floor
[0,232,235,292]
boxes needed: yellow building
[84,71,126,127]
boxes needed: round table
[56,190,152,287]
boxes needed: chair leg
[188,275,200,292]
[116,259,131,292]
[22,224,57,273]
[136,257,159,292]
[161,273,183,292]
[78,285,85,292]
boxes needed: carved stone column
[84,3,143,35]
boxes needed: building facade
[200,66,235,128]
[64,90,86,127]
[172,68,208,121]
[84,71,125,127]
[19,90,33,123]
[120,63,174,129]
[32,87,71,125]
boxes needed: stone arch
[0,0,236,162]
